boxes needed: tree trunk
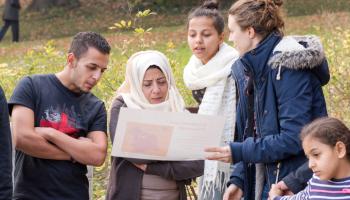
[27,0,80,11]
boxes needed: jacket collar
[240,33,281,80]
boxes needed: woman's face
[142,67,169,104]
[187,16,224,64]
[228,15,256,56]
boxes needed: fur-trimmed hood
[269,35,325,70]
[269,35,329,85]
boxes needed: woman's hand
[223,184,243,200]
[133,163,147,172]
[205,145,232,163]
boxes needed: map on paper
[121,122,173,157]
[111,108,225,161]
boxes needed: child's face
[187,16,224,64]
[302,135,345,180]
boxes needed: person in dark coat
[204,0,329,199]
[0,0,20,42]
[0,85,13,200]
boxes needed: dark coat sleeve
[145,160,204,181]
[109,96,125,143]
[0,86,13,200]
[282,161,312,193]
[230,69,315,163]
[227,162,244,190]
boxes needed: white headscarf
[118,50,186,112]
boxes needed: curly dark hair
[68,31,111,59]
[300,117,350,160]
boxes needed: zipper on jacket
[232,71,245,142]
[275,162,281,184]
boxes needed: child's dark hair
[69,31,111,59]
[187,0,225,35]
[300,117,350,159]
[229,0,285,39]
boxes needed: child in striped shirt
[269,117,350,200]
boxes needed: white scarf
[119,50,186,112]
[183,43,239,199]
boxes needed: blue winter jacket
[228,33,329,199]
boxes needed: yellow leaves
[133,27,152,36]
[44,40,58,56]
[136,9,156,18]
[109,20,132,30]
[109,8,156,37]
[109,9,157,31]
[134,27,145,34]
[166,41,175,50]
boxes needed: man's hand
[205,145,232,163]
[223,184,243,200]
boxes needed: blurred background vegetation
[1,0,350,199]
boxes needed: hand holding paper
[205,145,232,163]
[133,163,147,171]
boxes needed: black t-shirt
[9,74,107,200]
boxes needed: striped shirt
[275,175,350,200]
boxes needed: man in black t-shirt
[0,85,12,200]
[9,32,110,200]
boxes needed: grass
[1,1,350,199]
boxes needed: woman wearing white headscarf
[106,50,204,200]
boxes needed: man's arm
[12,105,70,160]
[36,127,107,166]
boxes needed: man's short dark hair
[69,32,111,59]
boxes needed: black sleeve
[145,160,204,181]
[0,86,13,200]
[282,161,312,194]
[8,76,36,115]
[108,96,125,144]
[89,102,107,133]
